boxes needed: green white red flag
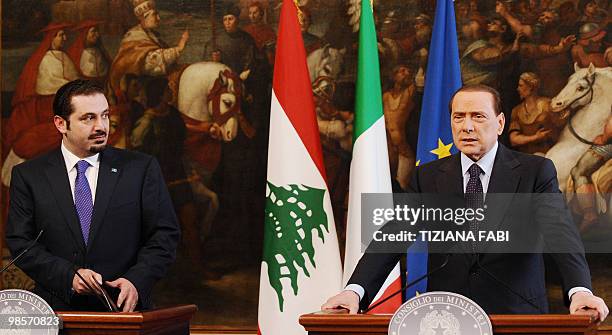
[343,0,402,313]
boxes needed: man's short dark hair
[222,4,241,19]
[448,84,503,116]
[53,79,105,120]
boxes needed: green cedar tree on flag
[258,1,343,334]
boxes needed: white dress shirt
[346,142,590,303]
[61,142,100,204]
[461,141,497,194]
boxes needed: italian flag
[257,1,343,334]
[342,0,402,313]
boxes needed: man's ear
[54,115,68,135]
[497,112,506,135]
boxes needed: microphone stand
[1,230,44,274]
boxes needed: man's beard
[89,144,107,154]
[85,40,98,48]
[397,76,411,88]
[486,30,501,38]
[415,28,431,44]
[88,130,107,153]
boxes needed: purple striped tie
[75,160,93,245]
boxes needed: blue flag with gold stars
[406,0,462,299]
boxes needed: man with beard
[6,79,180,312]
[66,20,112,82]
[109,0,189,99]
[572,23,608,67]
[460,17,520,88]
[2,23,80,187]
[496,4,577,96]
[462,16,569,93]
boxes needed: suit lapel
[88,148,122,251]
[435,154,463,195]
[435,154,469,253]
[44,149,86,251]
[483,145,521,246]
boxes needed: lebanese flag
[342,0,402,314]
[257,1,343,334]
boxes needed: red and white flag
[257,1,343,334]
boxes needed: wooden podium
[300,310,599,334]
[56,304,197,334]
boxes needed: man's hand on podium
[72,269,103,295]
[570,291,609,323]
[321,290,360,314]
[106,278,139,312]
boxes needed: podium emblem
[389,291,492,335]
[0,289,59,334]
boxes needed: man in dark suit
[322,85,608,321]
[6,79,180,312]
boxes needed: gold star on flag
[430,139,453,159]
[416,160,420,167]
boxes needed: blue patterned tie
[75,160,93,245]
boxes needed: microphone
[475,257,545,313]
[1,229,44,274]
[2,229,117,311]
[363,253,451,313]
[3,229,81,307]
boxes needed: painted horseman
[108,0,189,100]
[203,4,268,257]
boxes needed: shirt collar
[61,141,100,172]
[460,141,498,177]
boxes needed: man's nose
[462,119,474,133]
[93,117,106,131]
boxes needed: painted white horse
[177,61,244,239]
[547,63,612,192]
[178,62,240,142]
[307,46,352,150]
[307,45,345,84]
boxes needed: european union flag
[406,0,462,299]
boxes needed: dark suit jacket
[348,144,591,314]
[6,147,180,311]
